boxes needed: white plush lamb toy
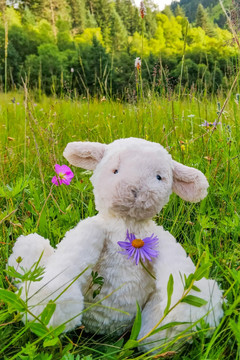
[9,138,223,351]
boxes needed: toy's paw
[8,234,54,274]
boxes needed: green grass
[0,91,240,359]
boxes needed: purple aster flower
[118,230,159,265]
[52,164,74,186]
[212,120,221,126]
[200,120,210,127]
[200,120,221,127]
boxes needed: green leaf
[117,349,134,359]
[184,273,194,289]
[151,321,190,336]
[93,288,101,298]
[0,288,26,312]
[6,262,45,283]
[229,318,240,343]
[181,295,208,307]
[51,324,66,337]
[194,263,212,281]
[114,338,124,348]
[41,301,56,325]
[0,178,29,199]
[34,352,53,360]
[164,274,174,315]
[62,343,73,356]
[129,301,142,340]
[192,285,201,292]
[43,337,59,348]
[28,322,49,337]
[123,339,139,349]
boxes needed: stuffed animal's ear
[63,141,107,170]
[172,160,209,202]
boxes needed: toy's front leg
[16,217,105,331]
[138,232,223,352]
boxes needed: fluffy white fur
[8,138,223,351]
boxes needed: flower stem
[140,260,156,280]
[36,184,53,229]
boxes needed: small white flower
[71,68,74,73]
[135,57,141,70]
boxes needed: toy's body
[9,138,223,350]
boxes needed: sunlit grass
[0,91,240,359]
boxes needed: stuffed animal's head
[63,138,208,220]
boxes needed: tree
[196,4,215,37]
[115,0,140,35]
[162,5,173,19]
[68,0,86,33]
[144,0,158,38]
[86,0,112,33]
[196,4,208,29]
[110,9,127,51]
[175,5,185,18]
[18,0,46,18]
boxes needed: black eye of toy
[113,169,118,174]
[156,175,162,181]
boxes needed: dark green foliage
[175,4,185,18]
[0,0,239,96]
[86,0,112,33]
[116,0,141,35]
[109,9,127,52]
[18,0,47,17]
[175,0,219,23]
[143,0,158,38]
[162,5,174,19]
[195,3,215,37]
[68,0,86,33]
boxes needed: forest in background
[0,0,239,97]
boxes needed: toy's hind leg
[8,233,54,274]
[138,278,223,353]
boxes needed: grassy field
[0,91,240,359]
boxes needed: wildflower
[52,164,74,186]
[212,120,221,127]
[71,68,74,73]
[200,120,220,128]
[34,103,37,107]
[180,144,185,151]
[118,230,159,265]
[200,120,210,127]
[187,114,195,118]
[140,1,146,18]
[135,57,141,70]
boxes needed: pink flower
[140,1,146,18]
[52,164,74,186]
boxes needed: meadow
[0,89,240,359]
